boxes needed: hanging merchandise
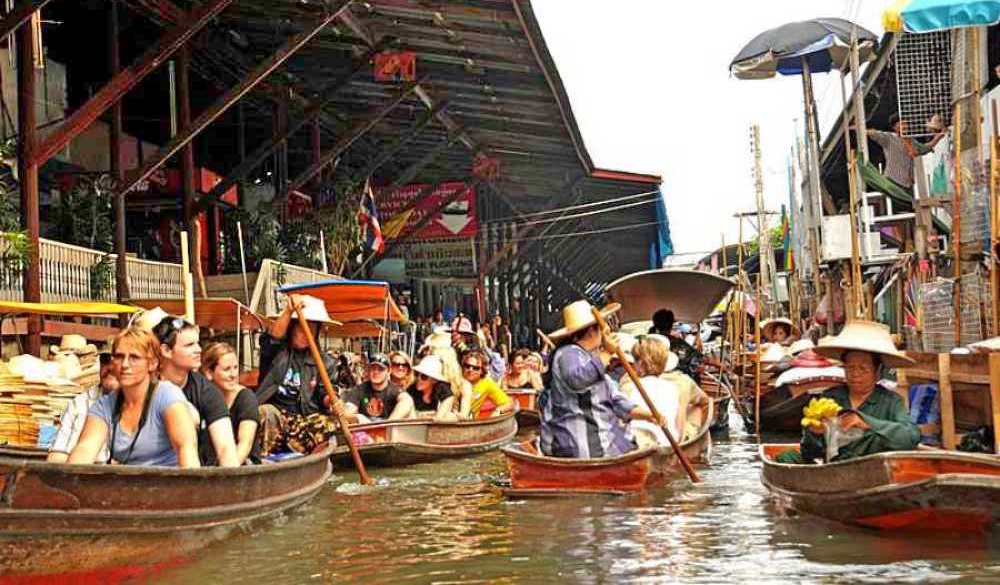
[814,286,846,326]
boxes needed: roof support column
[177,43,197,266]
[30,0,237,167]
[117,4,351,197]
[108,0,129,310]
[17,16,40,354]
[0,1,54,41]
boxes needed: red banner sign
[376,182,477,241]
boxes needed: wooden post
[292,305,374,485]
[953,102,963,348]
[938,353,956,450]
[990,99,999,336]
[17,18,41,355]
[109,0,129,314]
[754,275,762,434]
[988,353,1000,454]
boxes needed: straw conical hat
[132,306,170,333]
[814,320,914,367]
[761,318,799,340]
[269,294,341,325]
[789,339,815,355]
[759,343,790,363]
[548,300,621,340]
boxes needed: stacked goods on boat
[744,348,846,433]
[0,350,98,447]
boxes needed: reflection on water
[150,413,1000,584]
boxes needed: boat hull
[502,404,712,496]
[330,411,518,467]
[760,444,1000,532]
[0,446,333,577]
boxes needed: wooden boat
[0,444,46,459]
[699,372,731,432]
[505,389,539,428]
[742,377,842,433]
[760,444,1000,532]
[500,402,712,496]
[0,444,333,578]
[330,410,518,467]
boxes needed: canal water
[151,414,1000,584]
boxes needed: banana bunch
[801,397,842,428]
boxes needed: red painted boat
[505,389,539,428]
[330,410,518,467]
[0,444,333,578]
[500,402,712,496]
[760,444,1000,532]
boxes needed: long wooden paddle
[292,303,373,486]
[591,307,700,483]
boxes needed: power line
[476,218,670,244]
[483,189,660,224]
[496,196,662,229]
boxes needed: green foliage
[89,254,114,300]
[52,174,115,253]
[746,225,784,257]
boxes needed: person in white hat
[47,351,120,463]
[793,320,920,464]
[255,294,347,453]
[540,300,660,459]
[451,314,506,381]
[761,318,799,346]
[408,355,457,421]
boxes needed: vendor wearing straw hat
[256,294,343,455]
[791,320,920,464]
[540,300,659,459]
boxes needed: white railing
[0,236,184,303]
[249,258,339,317]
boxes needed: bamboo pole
[536,328,555,352]
[591,307,700,483]
[754,275,763,434]
[990,99,999,335]
[291,303,373,485]
[953,101,962,347]
[179,231,195,323]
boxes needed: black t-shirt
[268,352,309,414]
[183,371,232,466]
[229,387,261,464]
[408,382,452,412]
[342,382,402,421]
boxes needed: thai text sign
[376,182,477,241]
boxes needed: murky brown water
[147,414,1000,584]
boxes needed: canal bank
[152,415,1000,584]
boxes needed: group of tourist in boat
[34,284,922,472]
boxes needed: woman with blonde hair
[387,351,415,389]
[201,342,261,464]
[619,335,682,448]
[69,327,199,467]
[427,345,472,418]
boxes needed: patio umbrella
[730,18,878,80]
[883,0,1000,33]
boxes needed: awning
[605,269,735,325]
[883,0,1000,32]
[129,298,267,332]
[279,279,407,323]
[0,301,138,316]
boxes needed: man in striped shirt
[866,114,946,191]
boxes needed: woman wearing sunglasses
[69,327,199,467]
[408,355,456,421]
[387,351,415,389]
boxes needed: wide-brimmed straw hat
[423,332,452,350]
[788,339,815,355]
[413,355,448,383]
[814,320,914,367]
[132,306,170,333]
[449,316,475,336]
[759,343,790,363]
[548,300,621,340]
[49,334,97,357]
[761,318,799,340]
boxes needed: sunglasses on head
[153,316,193,345]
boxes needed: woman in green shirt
[798,321,920,463]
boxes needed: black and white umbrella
[729,17,877,79]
